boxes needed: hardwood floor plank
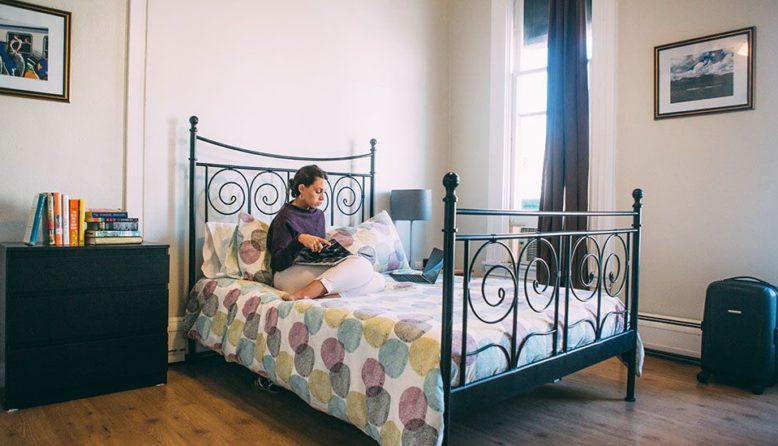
[1,355,775,445]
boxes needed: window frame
[508,0,592,226]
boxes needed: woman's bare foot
[285,280,327,301]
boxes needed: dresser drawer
[7,287,168,348]
[5,246,168,293]
[5,332,167,409]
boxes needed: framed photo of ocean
[654,27,754,119]
[0,0,71,101]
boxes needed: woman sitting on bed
[268,165,385,301]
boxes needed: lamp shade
[390,189,432,221]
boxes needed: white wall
[140,0,451,316]
[449,0,491,240]
[0,0,127,241]
[616,0,778,320]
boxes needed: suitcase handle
[723,276,778,291]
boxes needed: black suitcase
[697,276,778,394]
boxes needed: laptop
[390,248,444,283]
[295,239,351,266]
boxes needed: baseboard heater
[638,312,702,360]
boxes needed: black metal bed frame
[439,172,642,444]
[185,117,643,445]
[186,115,377,357]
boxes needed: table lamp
[390,189,432,268]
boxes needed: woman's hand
[297,234,331,252]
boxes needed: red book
[69,200,79,246]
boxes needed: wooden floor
[2,355,776,445]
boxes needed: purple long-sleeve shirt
[267,202,326,272]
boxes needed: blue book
[23,193,47,245]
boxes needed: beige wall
[5,0,773,325]
[616,0,778,320]
[449,0,491,240]
[141,0,451,316]
[0,0,128,242]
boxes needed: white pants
[273,255,386,297]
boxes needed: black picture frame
[654,27,754,119]
[0,0,71,102]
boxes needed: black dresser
[0,242,169,410]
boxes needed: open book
[295,239,351,266]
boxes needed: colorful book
[22,193,47,245]
[53,192,63,246]
[84,230,142,238]
[85,209,128,219]
[86,221,139,231]
[84,217,138,223]
[78,199,86,246]
[84,235,143,245]
[62,194,70,246]
[69,199,79,246]
[46,192,55,245]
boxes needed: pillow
[327,210,409,273]
[232,212,273,284]
[201,221,237,279]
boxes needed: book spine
[84,217,139,223]
[62,194,70,246]
[85,212,129,219]
[85,235,143,245]
[46,192,55,245]
[23,193,46,245]
[84,230,142,237]
[78,199,86,246]
[53,192,63,246]
[31,193,46,244]
[86,221,139,231]
[69,199,79,246]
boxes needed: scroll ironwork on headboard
[187,115,377,290]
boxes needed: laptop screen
[421,248,445,282]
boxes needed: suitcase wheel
[696,370,710,384]
[752,384,765,395]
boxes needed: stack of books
[84,209,142,245]
[23,192,86,246]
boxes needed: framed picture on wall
[655,27,755,119]
[0,0,71,102]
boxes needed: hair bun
[287,178,296,197]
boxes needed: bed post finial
[443,172,460,191]
[189,115,199,131]
[632,188,643,207]
[440,171,459,446]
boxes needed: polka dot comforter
[184,276,631,445]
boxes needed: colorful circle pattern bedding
[184,276,632,446]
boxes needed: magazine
[295,239,351,266]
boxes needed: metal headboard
[187,115,377,291]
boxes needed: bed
[183,116,644,446]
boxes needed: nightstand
[0,242,169,410]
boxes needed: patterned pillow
[327,210,409,273]
[201,221,237,279]
[230,212,273,284]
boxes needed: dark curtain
[537,0,589,288]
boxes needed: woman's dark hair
[289,164,327,198]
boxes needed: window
[510,0,591,211]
